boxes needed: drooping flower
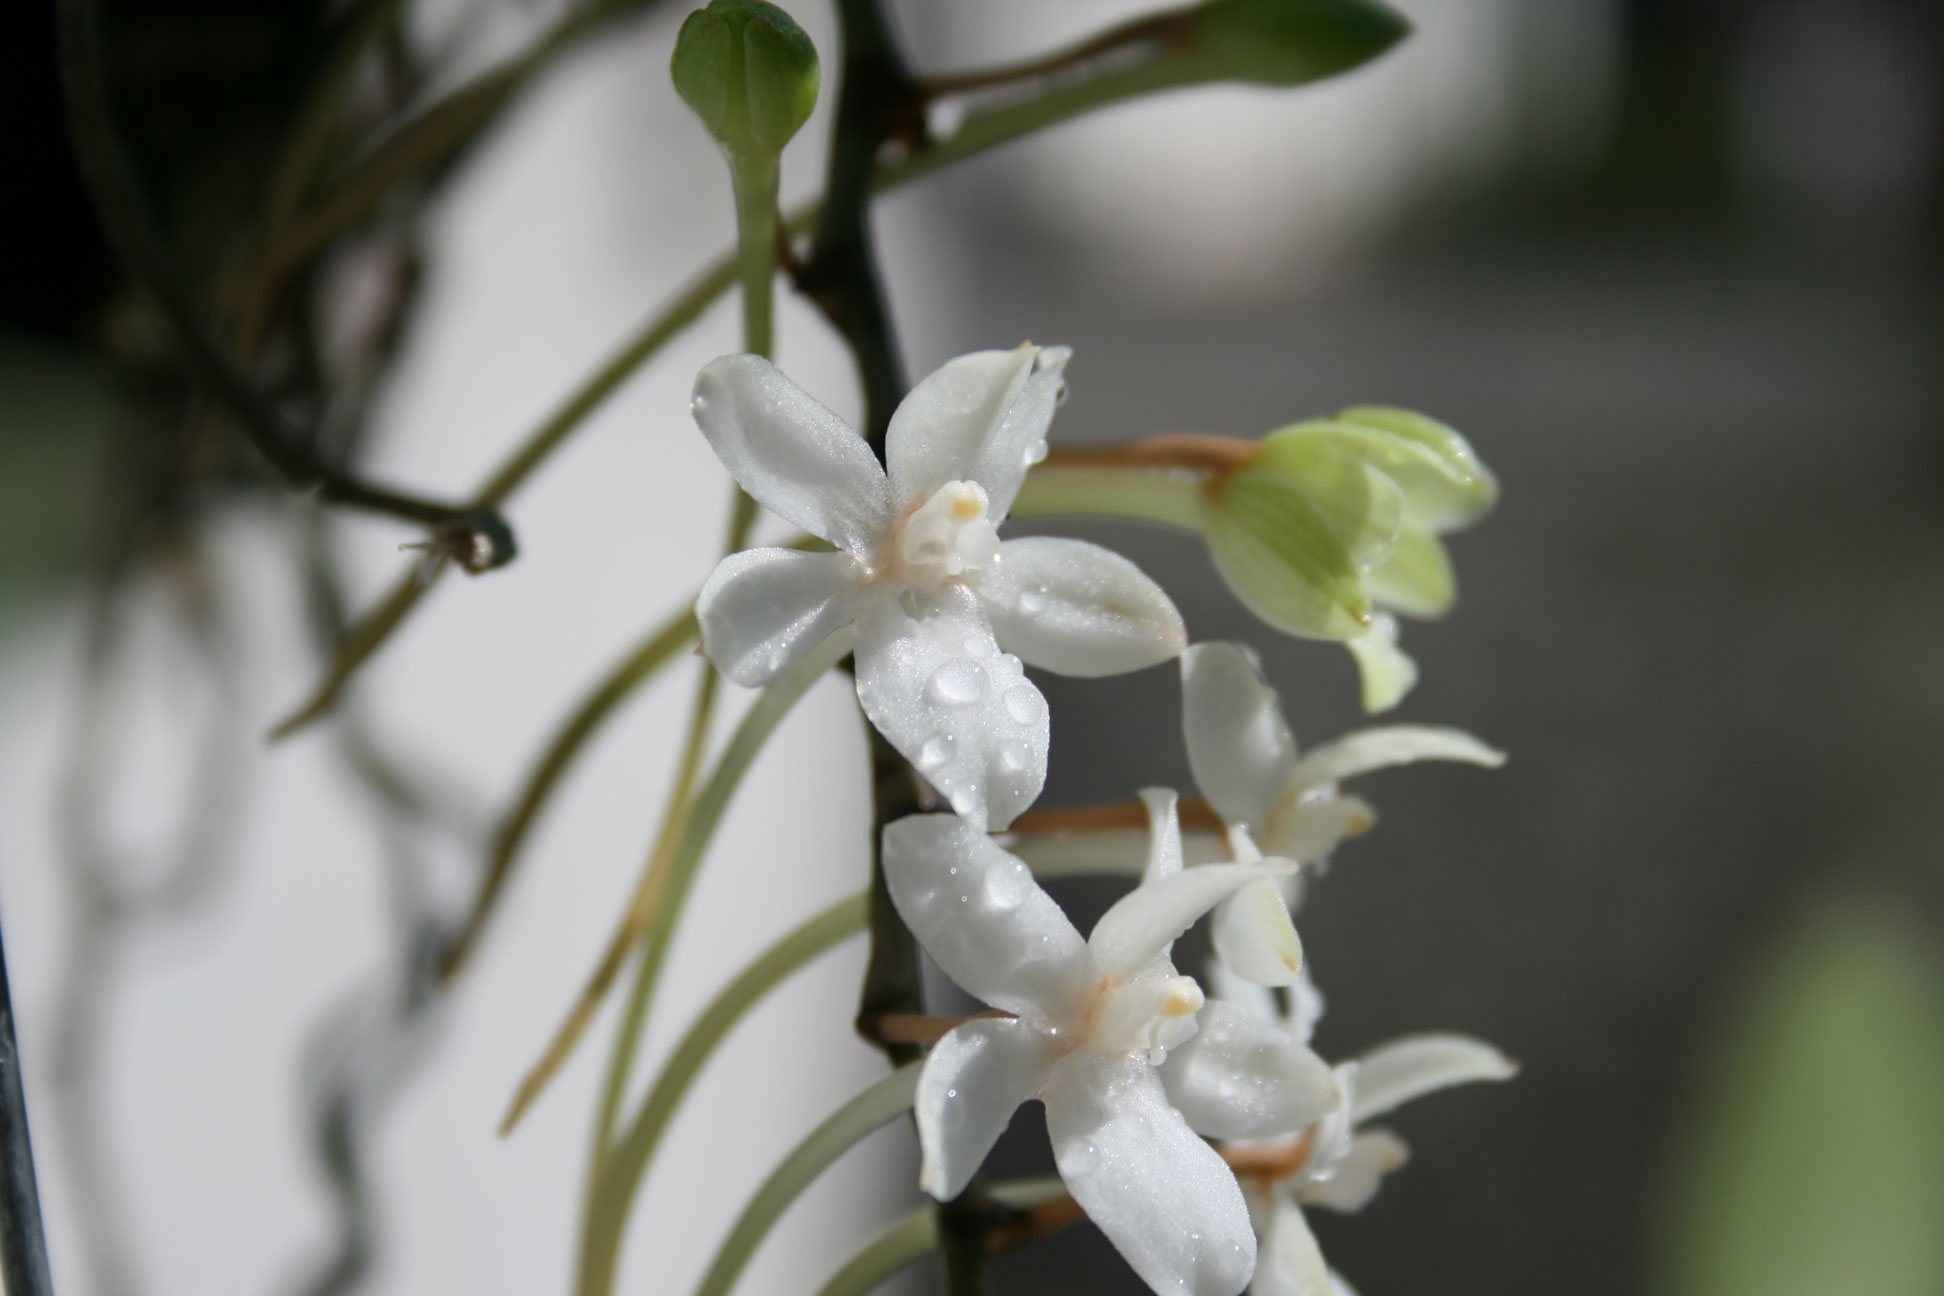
[1181,640,1503,983]
[1206,962,1516,1296]
[882,791,1338,1296]
[691,344,1187,829]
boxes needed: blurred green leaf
[0,338,115,600]
[1656,894,1944,1296]
[1187,0,1412,88]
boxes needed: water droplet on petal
[927,660,987,707]
[1021,439,1048,467]
[919,736,952,770]
[996,739,1031,773]
[1015,587,1048,617]
[1003,685,1045,726]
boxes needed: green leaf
[1188,0,1413,88]
[1206,467,1372,640]
[1365,526,1454,619]
[1265,407,1497,532]
[1655,894,1944,1296]
[671,1,819,162]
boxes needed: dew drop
[1015,587,1048,617]
[918,736,952,770]
[1021,439,1048,467]
[927,659,987,707]
[1003,685,1045,725]
[996,739,1031,773]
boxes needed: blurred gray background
[3,1,1942,1294]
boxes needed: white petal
[1298,1129,1410,1214]
[853,585,1048,831]
[1139,788,1183,885]
[1161,1001,1340,1140]
[916,1017,1060,1201]
[1210,878,1306,987]
[978,537,1187,677]
[692,355,889,554]
[1287,725,1504,793]
[1349,1033,1518,1124]
[1044,1055,1256,1296]
[1205,955,1282,1029]
[1088,861,1292,982]
[886,345,1067,516]
[1260,796,1375,867]
[1285,970,1326,1047]
[1182,642,1300,834]
[1329,1271,1361,1296]
[1344,614,1417,714]
[1249,1197,1334,1296]
[695,547,865,686]
[879,814,1088,1018]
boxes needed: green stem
[442,608,698,979]
[693,1064,922,1296]
[731,157,780,359]
[578,892,870,1296]
[1008,462,1212,533]
[813,1209,937,1296]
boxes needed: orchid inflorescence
[690,345,1514,1295]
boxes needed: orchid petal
[853,585,1048,831]
[880,814,1087,1018]
[1140,788,1183,885]
[691,355,888,554]
[978,537,1187,677]
[1329,1270,1361,1296]
[695,547,864,686]
[1161,1001,1340,1140]
[1344,614,1417,714]
[1349,1033,1518,1124]
[1260,796,1375,867]
[1088,862,1293,983]
[1205,955,1282,1029]
[1182,642,1300,834]
[1287,725,1504,793]
[916,1017,1060,1201]
[1044,1055,1257,1296]
[1285,970,1327,1047]
[886,344,1069,516]
[1299,1129,1410,1214]
[1250,1196,1333,1296]
[1210,878,1306,987]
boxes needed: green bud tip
[1189,0,1412,87]
[671,1,820,161]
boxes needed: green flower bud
[1260,406,1497,533]
[1188,0,1412,87]
[671,1,819,162]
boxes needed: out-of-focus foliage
[0,342,116,597]
[1655,893,1944,1296]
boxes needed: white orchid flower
[1181,640,1504,984]
[882,792,1339,1296]
[691,344,1187,829]
[1206,962,1516,1296]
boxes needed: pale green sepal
[1345,613,1417,713]
[1207,468,1373,641]
[671,1,820,162]
[1268,407,1497,532]
[1189,0,1412,88]
[1244,435,1404,573]
[1364,526,1454,619]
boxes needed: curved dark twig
[0,909,54,1296]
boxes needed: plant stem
[441,608,698,981]
[0,911,53,1296]
[731,157,780,359]
[578,892,869,1296]
[499,632,849,1135]
[692,1064,922,1296]
[812,1209,937,1296]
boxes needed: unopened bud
[671,0,820,162]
